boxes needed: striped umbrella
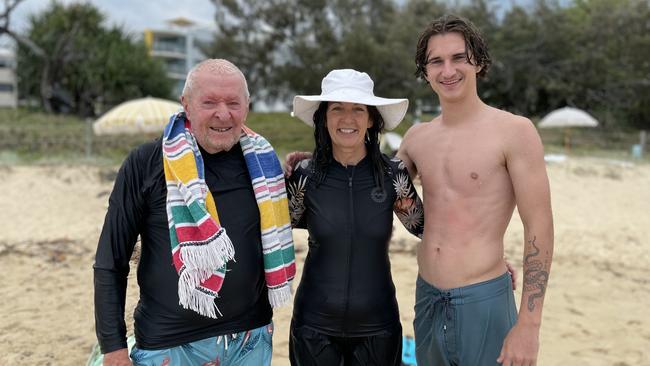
[93,96,182,135]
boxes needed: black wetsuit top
[94,139,271,353]
[287,155,424,337]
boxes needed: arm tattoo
[523,236,549,312]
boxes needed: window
[0,83,14,92]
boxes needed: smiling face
[424,32,482,103]
[325,102,373,155]
[181,70,249,154]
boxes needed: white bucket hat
[292,69,409,130]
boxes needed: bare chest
[409,125,510,197]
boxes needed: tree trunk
[40,62,53,113]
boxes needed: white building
[0,47,17,108]
[144,17,209,99]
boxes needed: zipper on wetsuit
[342,165,355,336]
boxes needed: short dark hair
[414,14,491,81]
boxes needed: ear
[475,65,482,75]
[181,95,191,119]
[423,70,433,84]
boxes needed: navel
[470,172,479,180]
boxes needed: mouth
[440,79,461,86]
[209,126,232,133]
[337,128,358,134]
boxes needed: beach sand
[1,157,649,365]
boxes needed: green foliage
[16,2,172,117]
[485,0,650,129]
[206,0,649,130]
[207,0,432,104]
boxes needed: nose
[213,102,229,120]
[441,60,455,78]
[340,106,361,122]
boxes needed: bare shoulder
[398,119,438,175]
[489,107,532,127]
[488,108,538,141]
[403,117,442,145]
[403,119,432,140]
[489,108,545,159]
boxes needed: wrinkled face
[181,71,249,154]
[424,32,481,103]
[326,102,372,152]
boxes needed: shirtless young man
[398,15,554,366]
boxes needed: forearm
[518,224,554,326]
[393,165,424,239]
[94,267,129,353]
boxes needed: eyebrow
[427,51,467,62]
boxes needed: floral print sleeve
[286,159,311,229]
[390,157,424,238]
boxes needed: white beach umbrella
[538,107,599,152]
[538,107,599,128]
[93,96,182,135]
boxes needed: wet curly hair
[414,14,491,82]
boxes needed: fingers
[283,153,297,177]
[284,151,312,178]
[505,259,517,290]
[497,355,536,366]
[283,162,293,178]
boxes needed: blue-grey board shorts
[414,272,517,366]
[129,322,273,366]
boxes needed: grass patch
[1,108,647,165]
[246,112,314,159]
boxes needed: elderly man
[94,59,295,366]
[399,15,554,366]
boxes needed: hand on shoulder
[284,151,312,177]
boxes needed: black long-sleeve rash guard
[94,139,271,353]
[287,155,424,337]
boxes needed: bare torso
[403,106,519,289]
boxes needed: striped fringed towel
[162,112,296,318]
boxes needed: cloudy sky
[4,0,568,44]
[9,0,217,34]
[8,0,556,35]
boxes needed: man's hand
[505,259,517,290]
[496,322,540,366]
[284,151,312,177]
[103,348,132,366]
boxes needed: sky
[6,0,554,36]
[2,0,568,47]
[8,0,217,34]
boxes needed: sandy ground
[1,157,649,365]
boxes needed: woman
[286,69,424,366]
